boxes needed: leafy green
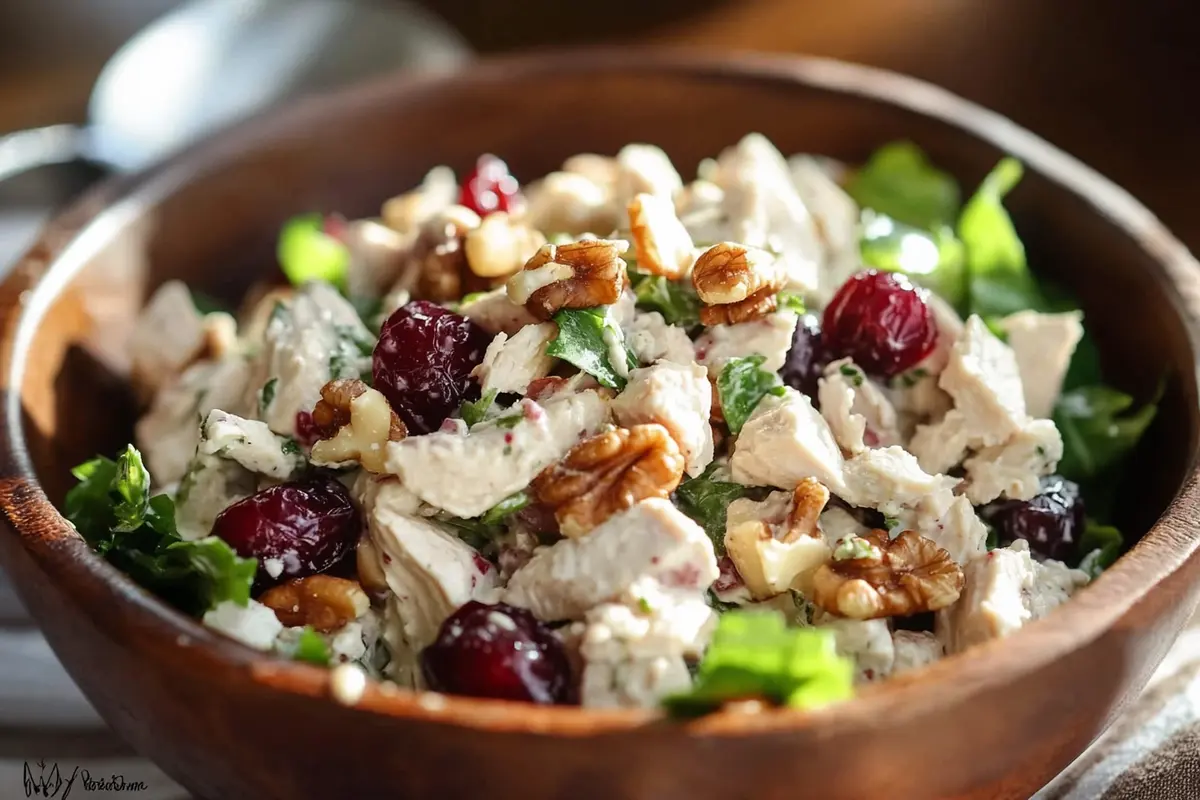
[1053,385,1159,482]
[675,464,747,553]
[328,324,375,382]
[277,213,350,292]
[545,307,637,390]
[629,272,701,327]
[64,447,257,616]
[958,158,1047,319]
[716,355,785,434]
[860,210,967,312]
[293,627,332,666]
[776,292,807,316]
[1078,521,1123,579]
[664,611,854,717]
[1062,330,1103,392]
[190,290,230,316]
[258,378,279,417]
[480,491,530,526]
[845,141,961,230]
[460,389,498,427]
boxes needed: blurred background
[0,0,1196,794]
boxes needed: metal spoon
[0,0,470,182]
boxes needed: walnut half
[310,379,407,472]
[725,478,831,600]
[260,575,370,632]
[691,242,785,306]
[506,238,627,320]
[532,424,685,538]
[810,530,963,619]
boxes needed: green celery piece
[278,213,350,292]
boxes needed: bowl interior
[16,58,1195,542]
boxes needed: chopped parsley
[258,378,279,416]
[545,307,636,390]
[776,292,806,315]
[459,389,497,427]
[1078,521,1123,579]
[292,627,332,666]
[716,355,786,435]
[838,363,864,388]
[493,412,525,430]
[280,438,301,456]
[833,536,878,561]
[328,324,375,382]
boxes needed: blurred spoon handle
[0,124,92,185]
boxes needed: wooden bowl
[1,51,1198,800]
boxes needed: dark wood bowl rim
[2,49,1199,737]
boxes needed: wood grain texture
[0,51,1198,800]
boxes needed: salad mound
[62,136,1156,714]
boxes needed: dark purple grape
[978,475,1085,562]
[822,270,938,378]
[421,601,574,704]
[373,300,490,434]
[212,478,359,589]
[779,313,829,400]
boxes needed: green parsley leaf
[860,210,967,312]
[1078,521,1123,578]
[663,611,854,716]
[278,213,350,292]
[460,389,498,427]
[1053,385,1158,482]
[280,438,301,456]
[837,363,864,388]
[258,378,279,416]
[629,272,701,327]
[675,464,747,554]
[717,355,784,434]
[545,307,636,390]
[480,491,530,526]
[833,536,878,561]
[959,158,1047,319]
[293,627,332,666]
[64,447,257,616]
[845,141,961,231]
[328,324,375,382]
[776,292,807,315]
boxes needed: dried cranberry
[458,154,521,217]
[372,301,490,434]
[294,410,320,447]
[978,475,1085,562]
[780,313,829,400]
[821,270,938,378]
[421,601,574,704]
[212,478,359,589]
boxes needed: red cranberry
[978,476,1085,562]
[212,478,359,589]
[421,601,574,704]
[294,410,320,447]
[780,313,829,400]
[373,301,490,434]
[821,270,938,378]
[458,154,521,217]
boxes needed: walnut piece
[725,478,831,600]
[691,242,785,306]
[810,530,963,619]
[532,424,685,538]
[506,238,627,320]
[627,193,696,279]
[355,535,390,601]
[407,206,493,303]
[260,575,370,632]
[698,286,779,326]
[310,379,407,472]
[464,212,547,279]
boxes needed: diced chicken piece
[562,153,619,189]
[580,582,715,709]
[710,134,824,294]
[613,144,683,206]
[696,311,799,376]
[612,362,713,477]
[889,294,962,436]
[458,287,540,336]
[129,280,207,395]
[818,359,902,454]
[818,506,869,547]
[381,165,458,235]
[674,178,724,219]
[963,418,1063,504]
[1001,310,1084,418]
[386,390,609,518]
[344,219,409,298]
[174,454,257,541]
[203,599,284,651]
[504,498,718,621]
[471,322,558,395]
[610,287,637,328]
[524,171,616,235]
[908,410,972,475]
[939,315,1027,446]
[364,480,499,685]
[839,446,957,517]
[624,311,695,365]
[249,283,374,438]
[892,487,988,566]
[892,630,943,675]
[730,388,847,494]
[136,356,252,486]
[936,539,1088,653]
[199,410,303,479]
[822,617,894,683]
[788,155,862,303]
